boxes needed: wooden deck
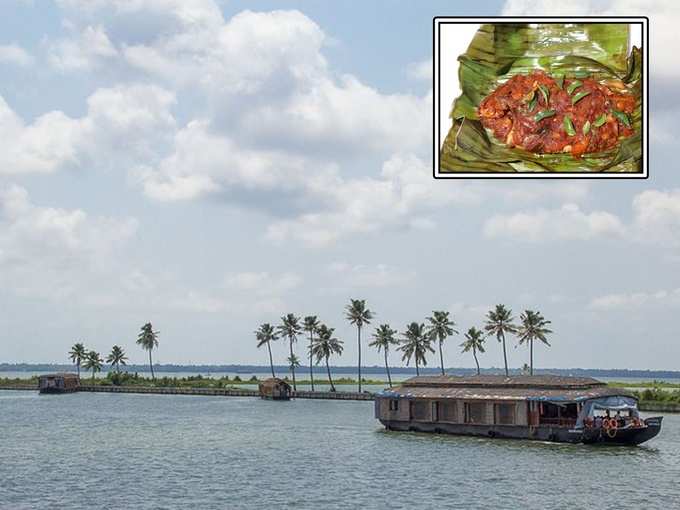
[0,383,374,401]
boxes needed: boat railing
[539,417,577,428]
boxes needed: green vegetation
[426,311,458,376]
[460,328,486,375]
[68,342,86,378]
[82,350,103,381]
[517,310,553,376]
[310,324,344,392]
[255,323,278,378]
[345,299,373,393]
[106,345,128,373]
[303,316,320,392]
[631,388,680,405]
[608,380,680,389]
[369,324,398,387]
[137,322,159,380]
[278,314,302,391]
[399,322,433,376]
[484,304,518,377]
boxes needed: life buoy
[606,425,617,438]
[602,418,611,430]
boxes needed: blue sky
[0,0,678,371]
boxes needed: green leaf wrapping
[440,23,642,173]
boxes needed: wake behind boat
[374,375,662,445]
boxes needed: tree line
[256,301,553,392]
[68,322,159,381]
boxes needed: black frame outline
[432,16,649,180]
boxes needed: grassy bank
[0,373,389,389]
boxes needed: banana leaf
[440,23,642,173]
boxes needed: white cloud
[630,189,680,246]
[407,58,432,81]
[483,204,625,242]
[0,84,175,175]
[0,44,33,67]
[224,271,302,295]
[0,184,138,301]
[483,188,680,246]
[48,25,118,71]
[265,154,481,246]
[589,288,680,310]
[327,262,415,288]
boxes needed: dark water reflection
[1,391,678,509]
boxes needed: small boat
[374,375,662,445]
[38,373,80,394]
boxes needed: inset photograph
[434,18,648,177]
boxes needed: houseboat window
[494,403,516,425]
[411,400,429,421]
[464,402,485,424]
[440,401,457,422]
[389,399,399,412]
[432,401,439,422]
[538,402,578,427]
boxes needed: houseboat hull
[39,387,78,394]
[378,416,662,446]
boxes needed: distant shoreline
[2,363,680,379]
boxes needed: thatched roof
[40,373,80,380]
[401,375,605,389]
[379,375,632,402]
[259,377,291,389]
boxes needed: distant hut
[38,373,80,394]
[259,378,292,400]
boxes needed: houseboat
[375,375,662,445]
[38,373,80,394]
[259,377,292,400]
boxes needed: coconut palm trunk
[267,342,275,378]
[357,325,362,392]
[530,338,534,375]
[325,355,335,392]
[76,361,80,378]
[415,357,420,376]
[148,350,155,380]
[473,346,480,375]
[438,341,445,375]
[384,349,392,387]
[289,340,297,390]
[501,331,509,377]
[309,332,315,391]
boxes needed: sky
[0,0,678,371]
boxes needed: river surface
[1,390,679,509]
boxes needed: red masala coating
[478,71,635,158]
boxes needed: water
[1,391,679,509]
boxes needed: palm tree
[277,314,302,391]
[460,327,486,375]
[303,316,320,391]
[310,324,344,392]
[345,299,373,392]
[369,324,399,387]
[255,323,278,378]
[106,345,128,373]
[398,322,433,376]
[484,304,518,377]
[517,310,553,376]
[426,311,458,375]
[68,342,86,378]
[137,322,159,380]
[82,350,103,382]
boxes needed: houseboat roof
[379,375,632,402]
[39,373,80,379]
